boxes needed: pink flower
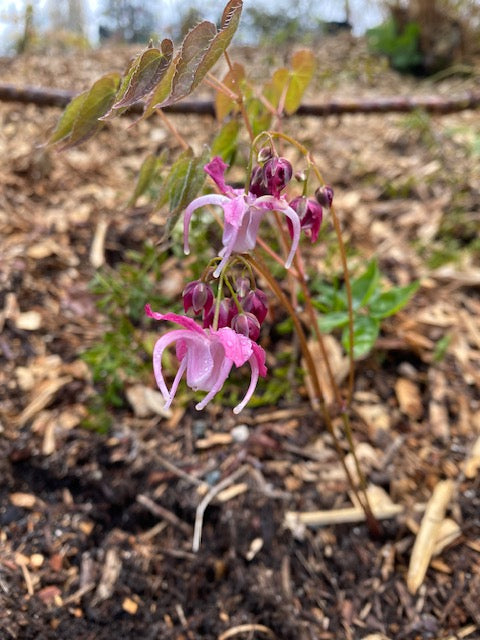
[145,305,267,414]
[183,157,301,278]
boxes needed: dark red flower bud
[183,280,214,315]
[315,185,334,208]
[257,146,273,163]
[231,312,261,341]
[235,276,251,299]
[288,196,323,243]
[242,288,268,324]
[263,156,293,197]
[202,298,235,329]
[249,165,269,198]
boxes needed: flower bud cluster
[248,149,333,244]
[182,277,268,341]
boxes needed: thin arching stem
[248,254,380,536]
[155,108,189,151]
[251,131,356,404]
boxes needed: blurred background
[1,0,479,75]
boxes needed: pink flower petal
[223,195,247,228]
[146,306,204,334]
[183,194,229,254]
[203,156,234,196]
[214,327,253,367]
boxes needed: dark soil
[1,35,479,640]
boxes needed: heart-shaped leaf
[49,73,120,148]
[156,21,216,109]
[48,89,89,145]
[284,49,315,115]
[113,40,174,110]
[155,0,243,110]
[191,0,243,92]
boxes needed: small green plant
[311,260,419,358]
[82,243,174,428]
[367,19,422,73]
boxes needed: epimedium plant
[49,0,419,533]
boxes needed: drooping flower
[231,311,261,341]
[202,297,235,330]
[315,185,334,209]
[242,288,268,324]
[145,305,267,414]
[184,157,301,278]
[183,280,214,315]
[287,196,323,243]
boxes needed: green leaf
[215,62,245,120]
[284,49,315,115]
[350,260,380,309]
[159,21,216,107]
[318,311,350,332]
[142,51,179,119]
[342,315,380,359]
[112,40,174,110]
[211,120,239,163]
[155,0,243,110]
[263,67,288,110]
[191,0,243,91]
[48,89,89,145]
[51,73,121,148]
[246,97,272,137]
[158,148,210,236]
[369,281,419,319]
[312,280,342,313]
[128,151,165,206]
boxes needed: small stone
[30,553,44,568]
[231,424,249,443]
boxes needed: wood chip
[92,548,122,604]
[89,218,108,268]
[407,479,455,594]
[216,482,248,503]
[196,432,233,448]
[15,310,42,330]
[218,624,275,640]
[122,597,138,615]
[245,537,263,561]
[9,492,36,508]
[14,376,72,428]
[395,378,423,420]
[463,435,480,479]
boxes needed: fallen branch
[1,83,479,116]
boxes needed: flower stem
[248,254,379,535]
[155,108,189,151]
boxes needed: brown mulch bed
[1,37,479,639]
